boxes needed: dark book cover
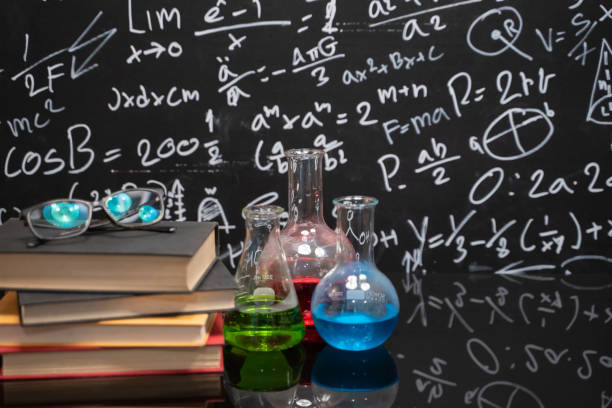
[18,260,236,305]
[2,373,223,406]
[0,219,218,257]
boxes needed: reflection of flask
[224,344,305,408]
[311,346,399,408]
[279,149,353,342]
[224,205,304,351]
[224,344,305,391]
[293,341,326,408]
[311,196,399,351]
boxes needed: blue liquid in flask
[312,303,398,351]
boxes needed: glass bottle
[311,196,400,351]
[280,148,353,341]
[224,205,305,352]
[311,345,399,408]
[224,344,305,407]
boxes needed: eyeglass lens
[105,190,163,226]
[29,201,90,239]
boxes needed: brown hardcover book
[0,220,218,293]
[18,260,236,325]
[0,292,216,348]
[0,313,224,380]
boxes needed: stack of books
[0,219,236,406]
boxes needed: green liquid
[224,298,305,352]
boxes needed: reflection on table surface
[222,272,611,407]
[1,372,226,407]
[2,273,610,407]
[224,343,399,408]
[386,272,611,408]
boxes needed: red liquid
[293,277,323,343]
[293,277,320,325]
[284,253,337,343]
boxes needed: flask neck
[241,205,285,267]
[244,219,281,249]
[286,151,325,225]
[335,200,377,265]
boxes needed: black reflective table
[3,273,610,407]
[223,272,611,407]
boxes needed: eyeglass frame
[18,187,174,243]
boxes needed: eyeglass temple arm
[17,210,30,227]
[89,219,112,228]
[27,238,45,248]
[18,205,44,226]
[88,219,175,233]
[137,225,176,233]
[27,223,175,248]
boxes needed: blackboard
[1,0,611,281]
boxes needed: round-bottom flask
[311,345,399,408]
[311,196,399,351]
[224,205,305,351]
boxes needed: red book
[0,313,225,380]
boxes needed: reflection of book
[19,260,236,325]
[1,374,224,406]
[0,292,215,347]
[0,313,224,380]
[0,220,218,292]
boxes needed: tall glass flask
[224,205,304,352]
[280,149,352,341]
[311,196,400,351]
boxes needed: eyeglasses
[19,188,175,247]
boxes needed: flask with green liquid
[224,204,305,351]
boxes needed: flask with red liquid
[279,148,353,342]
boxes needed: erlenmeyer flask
[224,205,305,351]
[311,196,400,351]
[279,148,354,342]
[311,345,399,408]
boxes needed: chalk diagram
[467,7,533,61]
[560,255,612,290]
[482,108,554,161]
[477,381,544,408]
[586,39,612,126]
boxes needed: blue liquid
[312,304,398,351]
